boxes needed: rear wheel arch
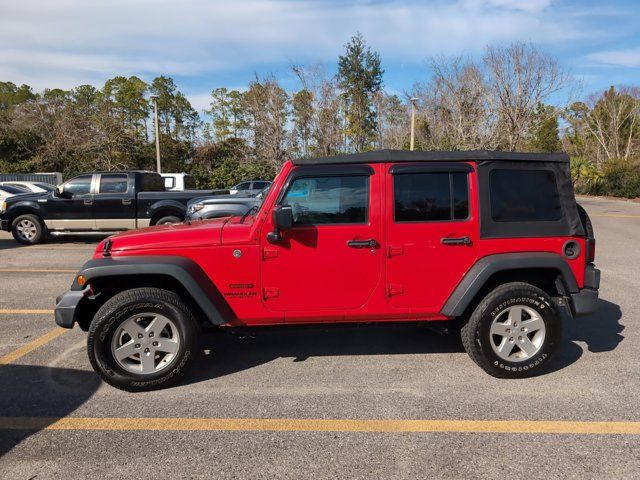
[442,253,578,318]
[150,208,184,225]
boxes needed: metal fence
[0,172,62,185]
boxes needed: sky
[1,0,639,115]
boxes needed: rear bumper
[54,287,91,328]
[569,264,600,316]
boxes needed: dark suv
[54,150,599,391]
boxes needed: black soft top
[292,149,569,165]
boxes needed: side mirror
[55,185,72,199]
[267,205,293,244]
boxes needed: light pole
[410,97,418,151]
[151,95,161,173]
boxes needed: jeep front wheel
[461,282,562,378]
[87,287,200,392]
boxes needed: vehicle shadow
[185,324,464,385]
[545,298,624,373]
[0,364,101,456]
[186,298,624,385]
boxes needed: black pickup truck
[0,171,220,244]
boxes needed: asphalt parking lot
[1,196,639,479]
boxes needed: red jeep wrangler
[55,150,600,391]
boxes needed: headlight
[192,204,204,212]
[0,201,6,213]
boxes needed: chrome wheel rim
[16,219,37,241]
[110,313,180,375]
[489,305,546,362]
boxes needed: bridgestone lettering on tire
[87,288,199,392]
[460,282,562,378]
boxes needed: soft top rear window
[490,169,562,222]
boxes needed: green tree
[529,104,561,152]
[292,89,314,157]
[336,32,384,152]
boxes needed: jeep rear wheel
[461,282,562,378]
[87,287,199,392]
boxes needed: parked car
[186,187,270,221]
[0,181,55,193]
[0,170,220,244]
[229,180,271,196]
[0,184,31,206]
[160,173,197,191]
[54,150,599,392]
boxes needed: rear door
[260,164,383,319]
[385,163,478,313]
[93,173,135,230]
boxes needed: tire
[460,282,562,378]
[11,214,46,245]
[87,287,200,392]
[154,215,181,226]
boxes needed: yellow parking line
[591,214,640,218]
[0,327,66,365]
[0,268,76,273]
[1,417,640,434]
[0,309,54,315]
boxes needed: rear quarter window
[490,169,562,222]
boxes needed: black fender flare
[73,255,234,325]
[6,202,43,226]
[441,252,579,317]
[148,200,187,222]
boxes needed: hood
[95,218,228,256]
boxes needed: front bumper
[569,264,600,316]
[1,218,8,231]
[54,286,91,328]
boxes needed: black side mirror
[267,205,293,244]
[55,185,71,198]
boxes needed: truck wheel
[87,287,200,392]
[460,282,562,378]
[11,214,46,245]
[155,215,181,225]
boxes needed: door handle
[122,199,132,205]
[347,239,378,248]
[83,198,93,205]
[441,236,472,246]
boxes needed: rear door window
[394,172,469,222]
[99,174,128,194]
[490,169,562,222]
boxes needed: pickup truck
[0,170,218,244]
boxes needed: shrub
[600,159,640,198]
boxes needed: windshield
[0,185,30,194]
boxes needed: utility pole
[410,97,418,151]
[151,96,161,173]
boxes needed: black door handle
[347,239,378,248]
[441,236,472,246]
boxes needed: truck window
[282,175,368,225]
[253,181,269,190]
[236,182,251,191]
[164,177,175,189]
[490,169,562,222]
[63,175,92,196]
[99,174,128,194]
[394,172,469,222]
[140,174,166,192]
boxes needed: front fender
[71,255,234,326]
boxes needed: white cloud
[0,0,609,91]
[587,48,640,68]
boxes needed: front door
[260,165,383,320]
[93,173,135,230]
[46,174,95,230]
[385,163,478,313]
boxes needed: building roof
[291,149,569,166]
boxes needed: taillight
[586,237,596,263]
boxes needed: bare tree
[484,42,569,151]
